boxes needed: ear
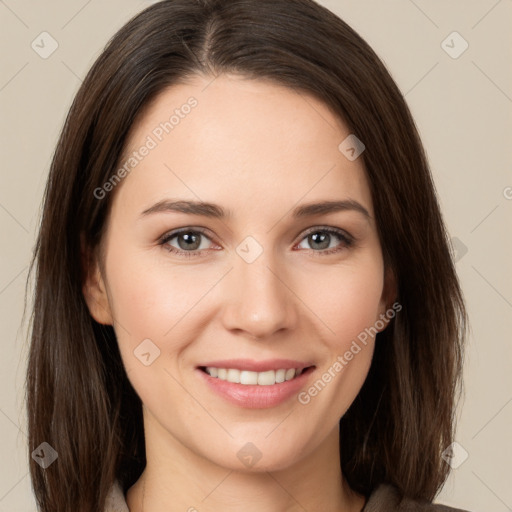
[81,235,113,325]
[376,265,398,332]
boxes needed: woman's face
[85,73,392,471]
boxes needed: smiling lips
[197,359,315,408]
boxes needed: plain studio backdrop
[0,0,511,510]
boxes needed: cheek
[295,257,382,398]
[297,258,384,346]
[103,244,221,354]
[294,263,382,418]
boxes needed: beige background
[1,0,511,510]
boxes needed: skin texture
[83,74,395,512]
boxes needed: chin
[196,432,314,473]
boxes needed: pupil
[310,232,329,250]
[179,232,200,250]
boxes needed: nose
[220,248,298,340]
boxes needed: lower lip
[196,367,315,409]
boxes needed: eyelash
[158,226,354,258]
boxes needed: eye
[159,228,216,258]
[158,226,354,258]
[295,227,354,255]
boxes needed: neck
[126,411,365,512]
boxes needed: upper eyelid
[301,225,351,238]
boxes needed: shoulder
[363,484,471,512]
[104,480,129,512]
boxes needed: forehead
[114,73,373,220]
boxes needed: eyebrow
[140,199,370,220]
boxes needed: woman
[26,0,469,511]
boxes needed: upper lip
[198,358,315,372]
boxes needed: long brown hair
[26,0,467,510]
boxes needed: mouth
[198,366,314,385]
[195,359,316,409]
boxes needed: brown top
[104,480,470,512]
[362,484,470,511]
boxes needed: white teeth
[257,370,275,386]
[205,367,303,385]
[240,370,258,385]
[226,368,240,383]
[285,368,295,381]
[275,369,286,383]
